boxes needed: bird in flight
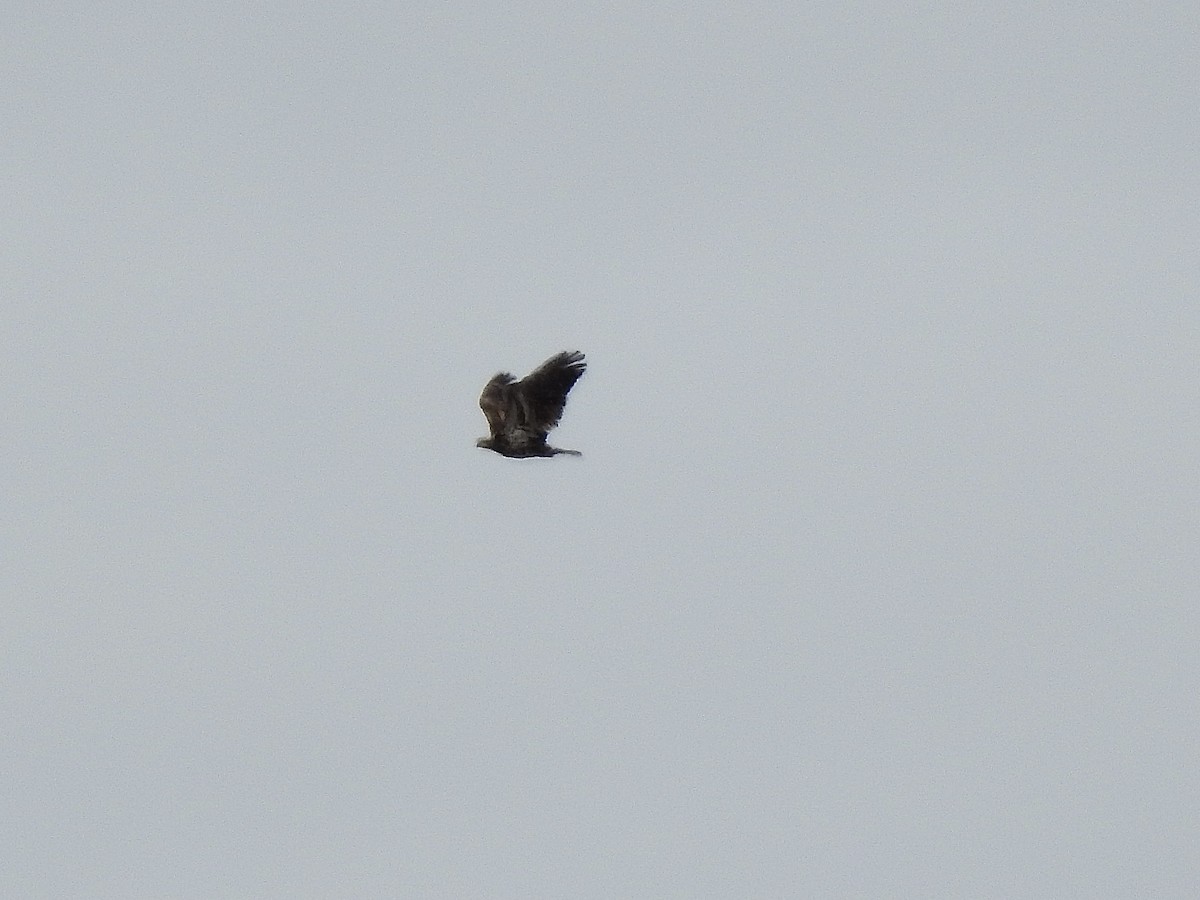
[476,351,586,458]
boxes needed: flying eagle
[476,351,586,458]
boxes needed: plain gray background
[4,2,1197,896]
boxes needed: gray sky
[4,2,1198,896]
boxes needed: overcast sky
[4,2,1198,897]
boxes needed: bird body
[476,351,586,458]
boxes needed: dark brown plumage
[476,351,586,458]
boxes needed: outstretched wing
[479,372,516,438]
[513,351,586,436]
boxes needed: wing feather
[513,351,586,435]
[479,372,516,438]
